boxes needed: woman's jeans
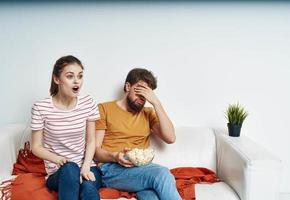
[100,163,182,200]
[46,162,102,200]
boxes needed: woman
[31,55,101,200]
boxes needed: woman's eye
[66,75,73,79]
[78,74,83,79]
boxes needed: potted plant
[225,103,248,137]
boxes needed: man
[94,68,181,200]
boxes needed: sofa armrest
[0,124,28,182]
[215,131,281,200]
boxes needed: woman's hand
[56,157,69,167]
[80,166,96,183]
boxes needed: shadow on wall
[113,85,125,100]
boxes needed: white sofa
[0,124,281,200]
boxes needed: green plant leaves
[225,103,248,125]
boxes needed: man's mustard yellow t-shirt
[96,101,159,153]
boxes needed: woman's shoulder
[78,95,101,110]
[32,97,52,108]
[31,98,53,115]
[78,94,95,103]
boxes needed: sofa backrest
[22,125,218,172]
[150,127,217,172]
[0,124,29,181]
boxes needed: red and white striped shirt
[31,95,99,175]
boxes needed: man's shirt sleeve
[96,103,107,130]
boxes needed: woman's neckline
[51,95,79,112]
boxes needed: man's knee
[152,166,174,182]
[152,166,170,175]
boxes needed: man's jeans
[46,162,102,200]
[100,163,182,200]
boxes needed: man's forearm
[94,147,117,163]
[153,101,176,144]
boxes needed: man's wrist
[152,99,161,108]
[111,152,119,162]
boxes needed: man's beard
[127,96,145,113]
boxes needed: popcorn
[125,148,155,166]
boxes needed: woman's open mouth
[72,86,79,93]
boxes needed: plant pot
[227,123,242,137]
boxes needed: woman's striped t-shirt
[30,95,99,175]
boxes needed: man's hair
[50,55,83,96]
[124,68,157,92]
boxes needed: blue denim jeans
[100,163,182,200]
[46,162,102,200]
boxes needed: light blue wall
[1,1,290,193]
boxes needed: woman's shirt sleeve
[30,103,44,130]
[87,96,100,122]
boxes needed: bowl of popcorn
[126,148,155,166]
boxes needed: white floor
[280,193,290,200]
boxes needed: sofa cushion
[151,127,217,172]
[195,182,240,200]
